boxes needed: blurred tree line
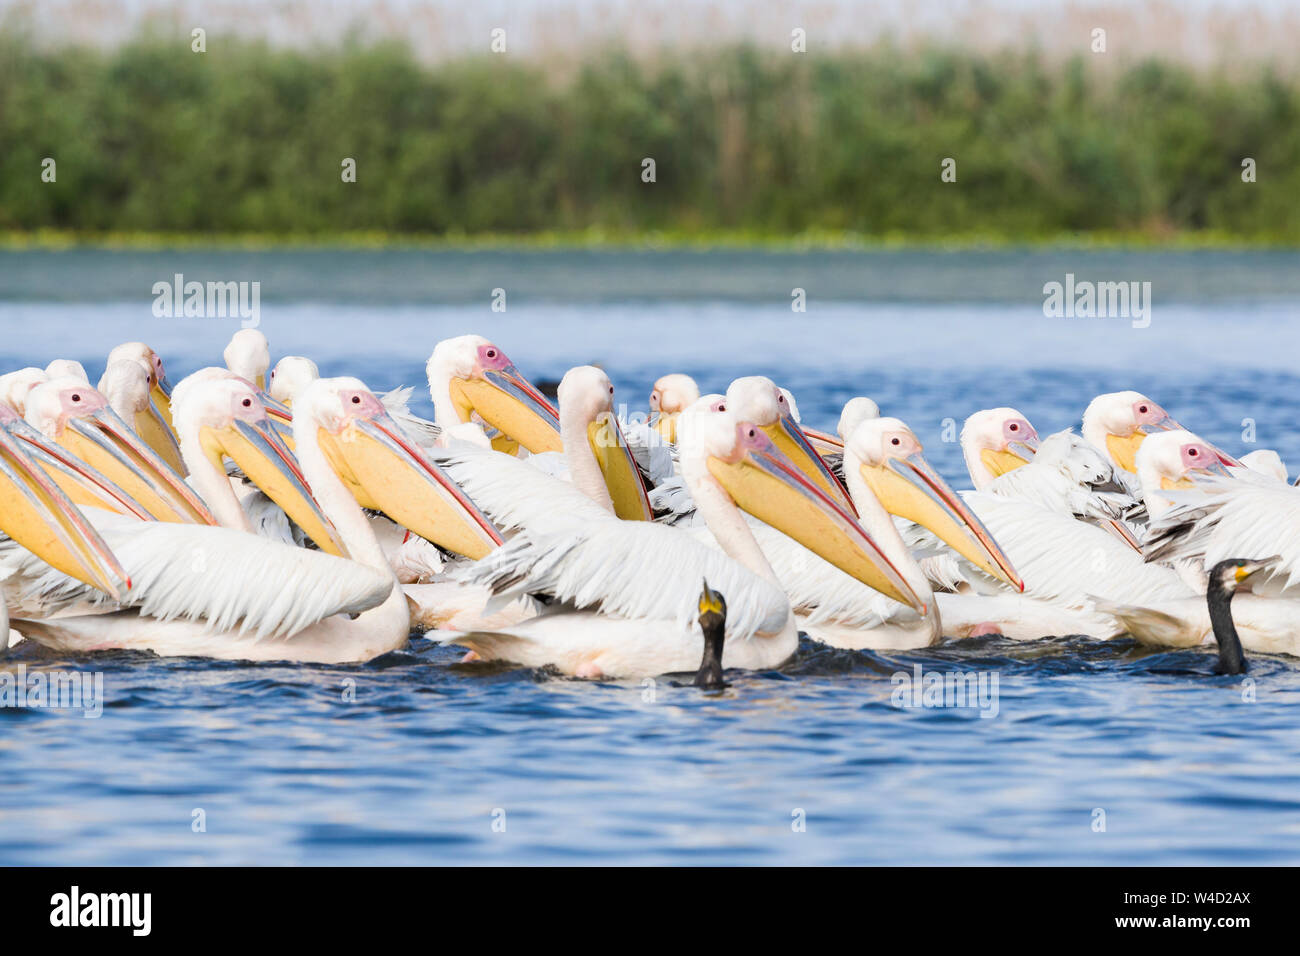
[2,33,1297,240]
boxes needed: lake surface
[1,247,1299,865]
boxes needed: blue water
[2,249,1300,865]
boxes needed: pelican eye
[608,386,614,395]
[241,398,252,408]
[891,437,901,446]
[71,393,80,402]
[1188,447,1199,457]
[1138,404,1149,414]
[351,396,361,404]
[1008,423,1018,432]
[486,349,497,359]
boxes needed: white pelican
[97,358,186,474]
[8,378,502,663]
[224,329,271,389]
[732,415,1025,649]
[106,342,175,430]
[171,377,346,554]
[0,367,49,416]
[442,404,924,677]
[0,405,128,601]
[649,373,700,443]
[427,335,562,455]
[269,355,320,406]
[45,359,89,383]
[24,377,214,525]
[1094,431,1300,654]
[1238,449,1288,484]
[962,407,1140,549]
[725,376,855,514]
[1082,391,1239,491]
[820,396,882,481]
[866,415,1190,638]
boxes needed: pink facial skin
[229,389,267,423]
[60,385,108,417]
[476,343,512,373]
[338,388,386,423]
[1180,442,1218,473]
[735,421,774,457]
[776,389,793,419]
[1002,418,1038,446]
[881,430,922,459]
[1132,399,1170,429]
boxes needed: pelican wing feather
[5,522,392,641]
[457,521,790,641]
[1145,474,1300,594]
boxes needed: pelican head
[678,401,924,612]
[297,376,503,560]
[837,397,880,441]
[848,417,1023,591]
[1238,449,1288,484]
[961,407,1040,490]
[0,404,128,598]
[174,377,345,555]
[106,342,174,428]
[725,375,855,513]
[98,358,186,474]
[24,377,214,525]
[649,373,700,444]
[45,359,89,383]
[269,355,320,406]
[427,335,561,455]
[1081,391,1191,474]
[1134,429,1232,517]
[558,365,652,521]
[224,329,271,390]
[0,367,50,416]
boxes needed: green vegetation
[3,33,1298,242]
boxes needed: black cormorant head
[1209,556,1281,598]
[698,578,727,632]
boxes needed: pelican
[0,367,49,415]
[649,373,700,443]
[733,415,1025,649]
[8,378,503,663]
[98,358,187,474]
[874,414,1191,638]
[1094,430,1300,654]
[0,405,128,602]
[442,404,924,677]
[45,359,89,383]
[1238,449,1288,484]
[820,396,882,481]
[962,407,1140,549]
[171,377,345,553]
[551,366,653,520]
[224,329,270,390]
[427,335,562,455]
[24,377,214,525]
[269,355,320,406]
[106,342,175,430]
[725,376,855,514]
[1082,391,1238,491]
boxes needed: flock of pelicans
[0,328,1291,682]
